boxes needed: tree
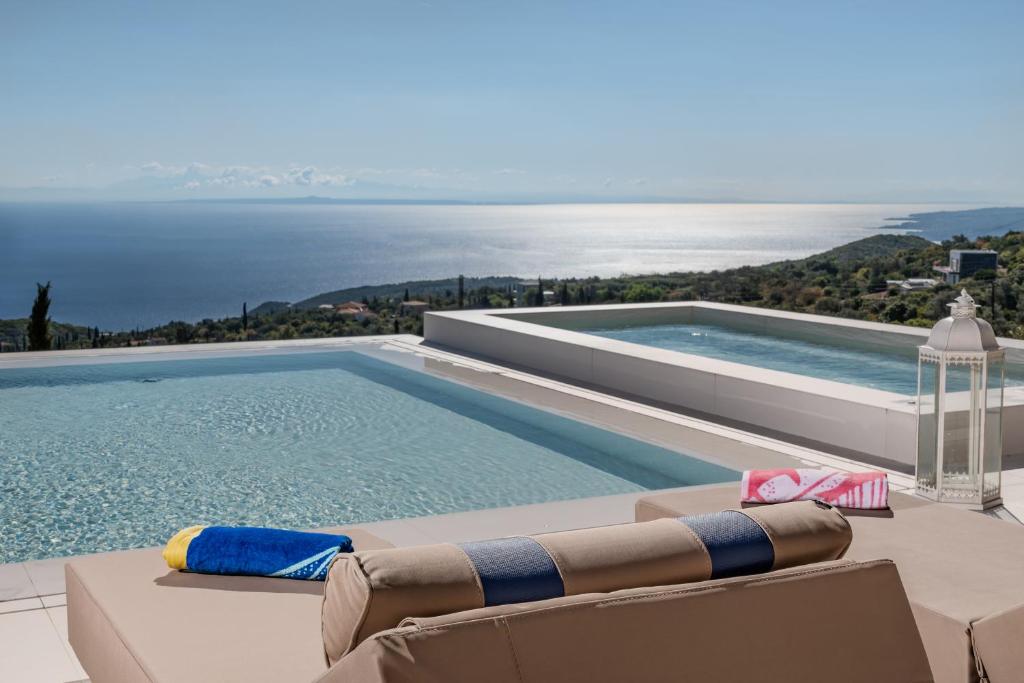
[28,281,53,351]
[457,274,465,309]
[242,302,248,331]
[403,288,410,302]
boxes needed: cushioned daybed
[636,484,1024,683]
[67,502,934,682]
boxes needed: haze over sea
[0,202,973,330]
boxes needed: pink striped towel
[741,468,889,509]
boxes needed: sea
[0,202,969,330]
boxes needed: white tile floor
[0,607,87,683]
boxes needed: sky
[1,0,1022,203]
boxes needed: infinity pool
[586,322,1017,394]
[0,347,734,563]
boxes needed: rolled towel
[163,525,353,580]
[742,468,889,509]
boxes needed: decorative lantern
[915,289,1004,509]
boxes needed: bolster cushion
[322,500,851,664]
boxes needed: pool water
[0,349,734,563]
[586,322,999,394]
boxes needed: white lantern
[915,289,1004,509]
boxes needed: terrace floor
[8,467,1024,683]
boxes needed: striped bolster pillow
[322,500,851,663]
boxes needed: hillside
[6,230,1024,351]
[885,207,1024,241]
[292,276,522,310]
[794,234,933,264]
[0,318,94,351]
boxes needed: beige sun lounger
[67,528,394,683]
[67,516,932,682]
[636,484,1024,683]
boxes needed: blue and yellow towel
[163,525,353,580]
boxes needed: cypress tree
[457,274,465,309]
[28,281,53,351]
[242,302,248,331]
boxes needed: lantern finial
[949,289,977,319]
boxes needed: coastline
[1,204,1022,332]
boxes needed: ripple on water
[0,352,736,563]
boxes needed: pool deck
[4,332,1024,681]
[5,470,1024,683]
[0,480,884,683]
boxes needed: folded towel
[163,526,353,580]
[741,468,889,509]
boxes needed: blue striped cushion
[458,536,565,606]
[678,510,775,578]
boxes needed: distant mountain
[248,301,291,316]
[795,234,934,264]
[272,276,523,311]
[883,207,1024,241]
[172,195,479,206]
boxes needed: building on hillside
[400,300,430,317]
[934,249,998,284]
[885,278,938,291]
[513,281,534,306]
[335,301,368,315]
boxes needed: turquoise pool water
[586,322,1016,394]
[0,349,735,563]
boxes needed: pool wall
[424,303,1024,466]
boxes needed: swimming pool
[586,322,1023,394]
[0,346,735,563]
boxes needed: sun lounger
[67,528,393,683]
[635,483,1024,683]
[325,558,929,683]
[67,514,931,682]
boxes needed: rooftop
[4,303,1024,681]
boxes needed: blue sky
[2,0,1021,202]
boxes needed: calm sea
[0,202,959,330]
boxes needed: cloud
[285,166,352,187]
[129,161,358,192]
[494,168,526,176]
[139,161,207,177]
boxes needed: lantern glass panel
[916,358,940,494]
[984,358,1004,499]
[941,361,981,500]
